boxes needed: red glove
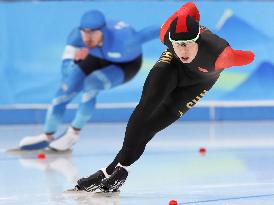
[215,46,255,70]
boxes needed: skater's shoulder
[156,49,174,65]
[153,50,178,77]
[199,27,228,48]
[66,27,85,47]
[106,20,135,34]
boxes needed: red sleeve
[215,46,255,70]
[160,2,200,43]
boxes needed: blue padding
[20,141,49,150]
[2,106,274,124]
[179,107,211,121]
[215,107,274,121]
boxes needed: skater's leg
[19,65,85,150]
[72,55,142,129]
[106,104,179,174]
[105,65,178,174]
[76,58,177,191]
[44,66,85,134]
[46,54,106,134]
[100,105,178,192]
[72,64,125,129]
[106,78,218,173]
[49,65,125,151]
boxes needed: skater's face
[81,29,103,48]
[172,41,198,63]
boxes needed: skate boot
[19,133,51,150]
[75,168,110,192]
[100,163,128,192]
[49,127,79,151]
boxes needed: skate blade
[5,148,72,156]
[64,187,120,196]
[64,185,88,193]
[65,188,84,193]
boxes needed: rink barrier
[0,101,274,124]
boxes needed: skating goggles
[168,29,200,45]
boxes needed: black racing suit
[106,29,229,174]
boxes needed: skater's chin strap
[100,168,111,178]
[116,163,130,172]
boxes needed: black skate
[99,166,128,192]
[75,170,107,192]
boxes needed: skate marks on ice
[63,190,120,205]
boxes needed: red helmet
[169,15,200,44]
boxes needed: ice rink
[1,121,274,205]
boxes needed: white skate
[49,127,79,151]
[19,133,51,150]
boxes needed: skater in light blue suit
[19,10,159,151]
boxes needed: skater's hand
[75,48,89,61]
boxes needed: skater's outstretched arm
[124,25,160,50]
[215,46,255,70]
[134,25,160,44]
